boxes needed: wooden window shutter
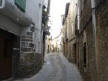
[15,0,26,12]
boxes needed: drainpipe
[91,0,97,80]
[91,0,96,48]
[91,0,96,39]
[91,0,97,53]
[91,0,97,51]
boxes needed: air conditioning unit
[0,0,5,9]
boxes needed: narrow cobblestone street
[0,0,108,81]
[15,53,83,81]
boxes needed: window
[15,0,26,12]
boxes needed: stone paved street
[15,53,83,81]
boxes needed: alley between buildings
[0,0,108,81]
[15,53,83,81]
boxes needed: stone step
[21,42,34,48]
[23,52,34,54]
[26,32,33,36]
[21,47,33,52]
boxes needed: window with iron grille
[15,0,26,12]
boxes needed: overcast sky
[49,0,70,39]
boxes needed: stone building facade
[45,36,52,53]
[95,0,108,81]
[62,1,78,63]
[77,0,97,81]
[76,0,108,81]
[42,0,51,56]
[62,0,108,81]
[0,0,49,80]
[62,3,70,58]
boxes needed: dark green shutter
[15,0,26,12]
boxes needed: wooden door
[0,37,12,79]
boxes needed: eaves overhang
[0,0,34,26]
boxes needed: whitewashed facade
[0,0,45,79]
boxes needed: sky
[49,0,70,39]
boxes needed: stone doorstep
[21,48,33,52]
[23,52,34,54]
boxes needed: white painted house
[0,0,45,80]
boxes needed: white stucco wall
[0,14,21,36]
[67,0,77,39]
[0,0,44,53]
[25,0,43,53]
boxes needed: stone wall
[79,22,97,81]
[0,15,21,36]
[63,0,108,81]
[19,27,35,78]
[18,26,43,78]
[17,0,44,78]
[62,0,77,64]
[77,0,97,81]
[77,0,108,81]
[96,0,108,81]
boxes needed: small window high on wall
[15,0,26,12]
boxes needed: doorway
[73,43,77,63]
[0,37,13,79]
[0,29,20,80]
[83,42,87,68]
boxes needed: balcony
[0,0,33,26]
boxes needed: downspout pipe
[91,0,96,35]
[91,0,96,52]
[0,0,34,26]
[91,0,97,80]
